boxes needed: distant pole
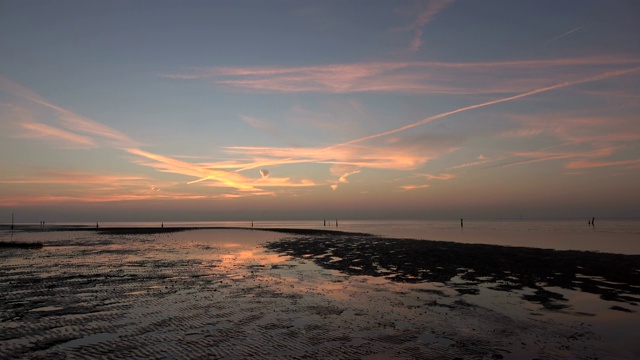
[336,219,338,227]
[11,213,14,230]
[461,218,463,228]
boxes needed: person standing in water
[460,218,463,228]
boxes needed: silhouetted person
[96,222,99,229]
[588,219,591,226]
[592,217,595,226]
[161,222,164,228]
[461,218,463,228]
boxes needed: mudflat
[1,228,639,359]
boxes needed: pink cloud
[19,122,95,147]
[565,159,640,169]
[1,75,138,147]
[404,0,455,52]
[160,56,640,95]
[330,65,640,148]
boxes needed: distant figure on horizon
[461,218,463,228]
[592,217,595,226]
[336,219,338,227]
[588,219,591,226]
[161,222,163,228]
[323,220,326,226]
[96,222,99,229]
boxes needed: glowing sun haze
[1,0,639,222]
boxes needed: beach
[1,227,639,359]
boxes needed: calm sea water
[17,219,640,255]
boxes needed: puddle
[61,333,119,348]
[29,306,64,312]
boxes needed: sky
[1,0,639,222]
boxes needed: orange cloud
[226,144,433,171]
[126,148,317,192]
[399,183,431,191]
[0,170,149,186]
[0,169,198,206]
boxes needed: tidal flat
[1,228,639,359]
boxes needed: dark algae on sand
[266,233,640,312]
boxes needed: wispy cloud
[329,164,361,190]
[447,155,500,171]
[401,0,455,53]
[19,122,95,147]
[160,56,640,95]
[126,148,316,192]
[0,169,194,206]
[226,143,435,171]
[399,183,431,191]
[423,173,458,181]
[0,75,138,147]
[0,170,149,186]
[398,172,458,191]
[542,25,584,46]
[1,77,318,202]
[499,114,640,145]
[565,159,640,169]
[329,66,640,148]
[217,66,639,189]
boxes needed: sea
[11,219,640,255]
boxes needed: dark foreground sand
[1,227,639,359]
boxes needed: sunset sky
[1,0,639,222]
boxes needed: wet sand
[1,227,639,359]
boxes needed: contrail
[543,25,584,46]
[327,66,640,149]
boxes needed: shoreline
[2,223,638,254]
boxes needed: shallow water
[12,218,640,254]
